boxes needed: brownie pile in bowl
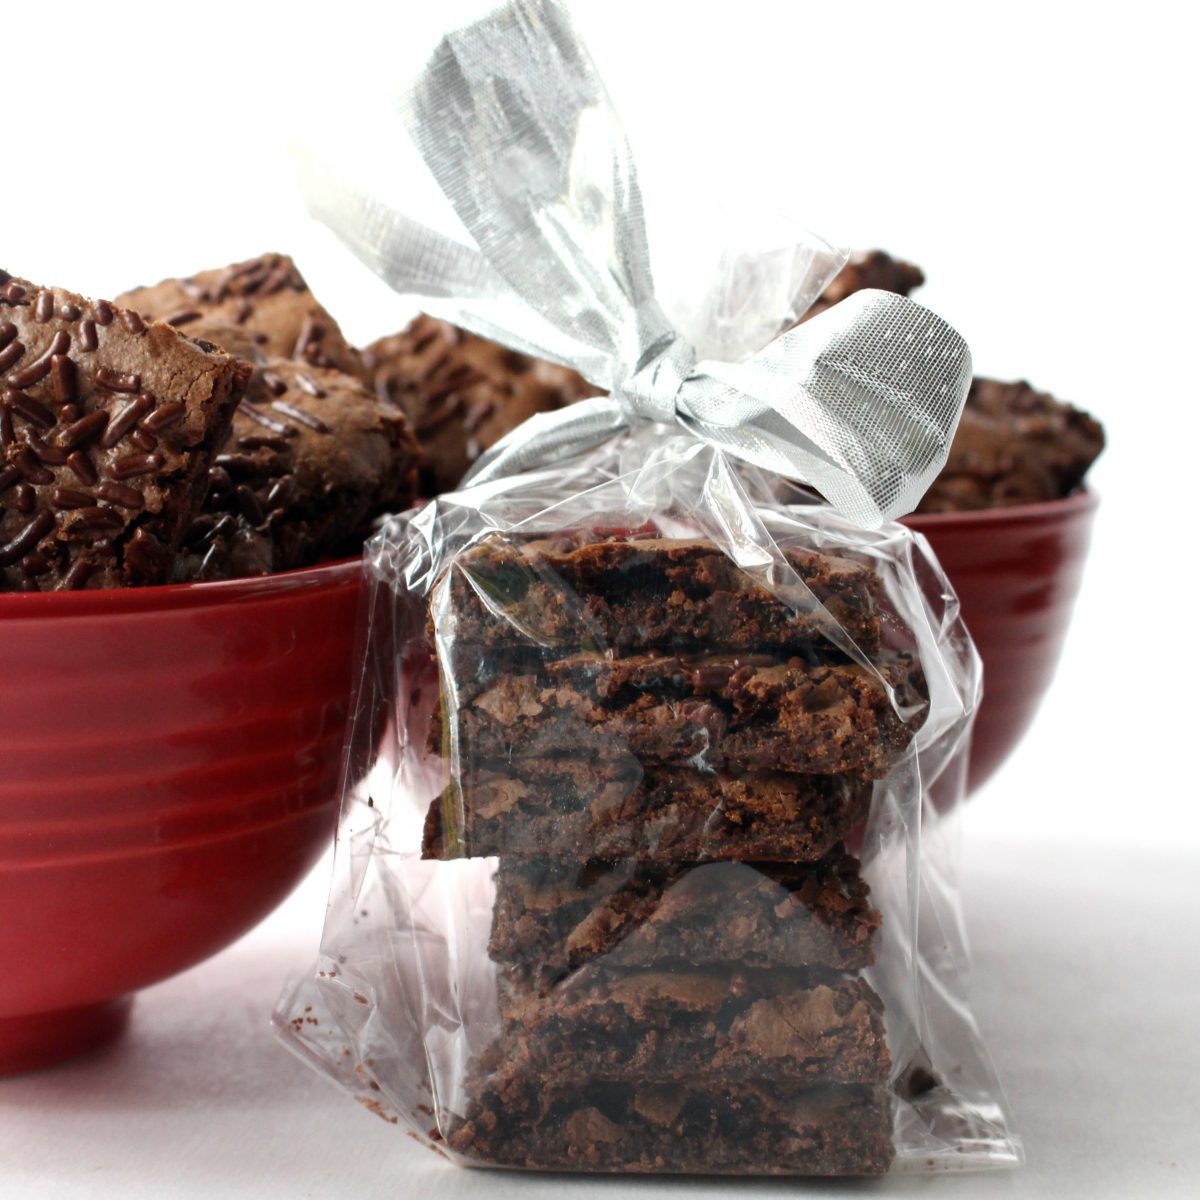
[0,257,424,1073]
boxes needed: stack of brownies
[422,531,927,1173]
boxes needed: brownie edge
[445,1076,895,1175]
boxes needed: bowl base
[0,996,132,1077]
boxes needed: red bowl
[0,558,363,1076]
[903,490,1098,794]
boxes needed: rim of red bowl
[0,555,363,618]
[902,487,1099,530]
[0,489,1099,617]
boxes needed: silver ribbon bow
[300,0,972,525]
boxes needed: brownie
[1,271,249,591]
[362,315,600,494]
[492,967,890,1086]
[916,376,1105,513]
[445,1074,894,1175]
[802,249,925,322]
[436,651,922,778]
[489,850,880,993]
[116,253,364,380]
[175,358,420,579]
[436,533,881,656]
[423,761,870,862]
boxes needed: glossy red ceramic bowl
[903,490,1098,794]
[0,558,363,1075]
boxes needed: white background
[3,1,1198,1196]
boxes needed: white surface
[3,829,1198,1198]
[4,0,1199,1194]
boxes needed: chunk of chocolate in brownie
[362,315,600,494]
[1,272,249,591]
[437,533,881,656]
[423,760,870,862]
[445,1073,895,1175]
[437,651,922,778]
[176,358,420,579]
[916,376,1105,513]
[116,253,364,379]
[493,967,890,1086]
[490,851,880,993]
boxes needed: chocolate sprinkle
[94,366,142,393]
[271,399,330,434]
[66,450,98,485]
[99,394,155,448]
[7,330,70,389]
[239,400,294,436]
[49,354,77,405]
[96,481,145,511]
[108,452,165,480]
[58,410,109,450]
[0,511,54,566]
[0,340,26,374]
[141,401,186,432]
[5,390,57,430]
[51,486,96,510]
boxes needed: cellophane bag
[275,0,1021,1176]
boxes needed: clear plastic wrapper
[275,0,1020,1176]
[275,428,1020,1174]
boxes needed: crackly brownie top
[116,253,364,380]
[178,357,420,579]
[1,270,249,591]
[363,314,600,494]
[802,249,926,322]
[916,375,1105,513]
[439,531,882,655]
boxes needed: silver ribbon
[301,0,972,525]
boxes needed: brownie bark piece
[801,249,925,322]
[493,967,890,1086]
[116,253,364,380]
[439,651,921,777]
[362,315,600,494]
[916,376,1105,514]
[490,851,880,993]
[445,1074,894,1174]
[1,271,249,591]
[437,533,881,655]
[423,761,870,862]
[175,358,419,579]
